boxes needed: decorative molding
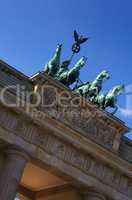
[19,183,73,199]
[82,190,106,200]
[36,183,73,198]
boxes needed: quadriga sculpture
[43,31,124,114]
[73,70,110,99]
[55,56,87,87]
[44,44,62,76]
[93,85,124,114]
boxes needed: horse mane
[78,81,90,88]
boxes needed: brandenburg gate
[0,59,131,200]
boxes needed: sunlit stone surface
[0,60,131,200]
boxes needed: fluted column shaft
[0,147,29,200]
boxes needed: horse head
[96,70,110,81]
[56,44,62,53]
[75,56,87,70]
[111,84,124,97]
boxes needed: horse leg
[111,106,118,115]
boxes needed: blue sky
[0,0,132,138]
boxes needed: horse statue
[93,84,124,114]
[44,44,62,77]
[55,56,87,87]
[73,70,110,99]
[54,59,71,81]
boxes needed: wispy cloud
[119,108,132,117]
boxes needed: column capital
[5,146,30,162]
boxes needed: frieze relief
[38,83,118,150]
[0,104,131,197]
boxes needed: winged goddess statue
[72,30,89,53]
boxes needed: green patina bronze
[44,30,88,86]
[73,70,110,99]
[55,56,87,87]
[72,30,88,54]
[44,44,87,87]
[44,44,62,76]
[43,31,124,114]
[93,85,124,114]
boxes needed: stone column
[0,147,30,200]
[82,190,106,200]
